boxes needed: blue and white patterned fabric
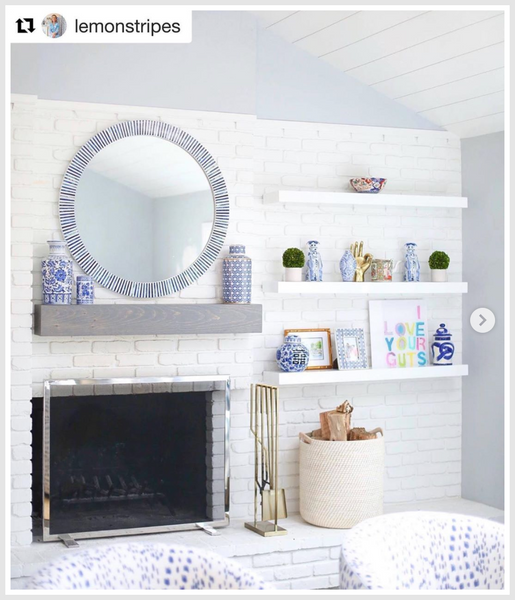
[26,543,272,590]
[340,512,504,590]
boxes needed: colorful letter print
[369,300,429,369]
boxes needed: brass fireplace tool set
[245,384,287,537]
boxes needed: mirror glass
[74,136,214,283]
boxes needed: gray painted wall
[11,11,439,130]
[256,25,439,130]
[11,12,257,115]
[461,131,504,510]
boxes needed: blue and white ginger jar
[404,242,421,282]
[276,334,310,373]
[222,245,252,304]
[41,240,73,305]
[76,275,94,305]
[431,323,455,366]
[339,250,357,282]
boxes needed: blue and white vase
[404,242,421,282]
[41,240,73,305]
[76,275,94,305]
[276,334,309,372]
[431,323,455,366]
[306,240,323,282]
[222,245,252,304]
[339,250,357,282]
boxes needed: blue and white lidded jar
[41,240,73,305]
[222,245,252,304]
[276,334,310,373]
[76,275,95,305]
[431,323,455,366]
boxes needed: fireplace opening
[32,378,228,541]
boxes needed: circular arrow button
[470,308,495,333]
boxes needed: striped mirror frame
[59,120,229,298]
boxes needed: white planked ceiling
[254,10,505,138]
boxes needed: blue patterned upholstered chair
[26,543,271,590]
[340,512,504,590]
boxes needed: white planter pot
[285,268,303,282]
[431,269,448,282]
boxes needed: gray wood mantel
[34,303,262,336]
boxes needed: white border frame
[335,328,368,370]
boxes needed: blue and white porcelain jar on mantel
[222,245,252,304]
[431,323,455,366]
[41,240,73,305]
[76,275,95,305]
[276,335,309,373]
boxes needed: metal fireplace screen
[40,377,229,542]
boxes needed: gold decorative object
[348,427,384,440]
[350,241,373,282]
[245,384,287,537]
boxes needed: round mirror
[59,121,229,298]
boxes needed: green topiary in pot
[428,251,450,282]
[282,248,305,282]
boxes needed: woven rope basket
[299,432,384,529]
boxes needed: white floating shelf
[263,190,468,209]
[263,365,469,386]
[263,281,468,295]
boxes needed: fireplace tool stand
[245,383,287,537]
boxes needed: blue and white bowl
[350,178,387,194]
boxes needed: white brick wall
[10,95,462,549]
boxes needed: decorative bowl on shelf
[350,177,387,194]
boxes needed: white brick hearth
[11,498,502,589]
[11,94,467,587]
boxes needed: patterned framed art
[284,328,333,370]
[59,120,229,298]
[335,328,368,370]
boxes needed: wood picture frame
[284,328,333,370]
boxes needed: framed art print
[369,299,429,369]
[284,328,332,370]
[335,328,368,370]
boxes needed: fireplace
[32,376,229,543]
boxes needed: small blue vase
[339,250,357,282]
[431,323,455,366]
[41,240,73,305]
[276,335,310,373]
[222,245,252,304]
[76,275,94,305]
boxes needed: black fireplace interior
[32,390,215,536]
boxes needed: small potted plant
[282,248,305,282]
[428,250,450,282]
